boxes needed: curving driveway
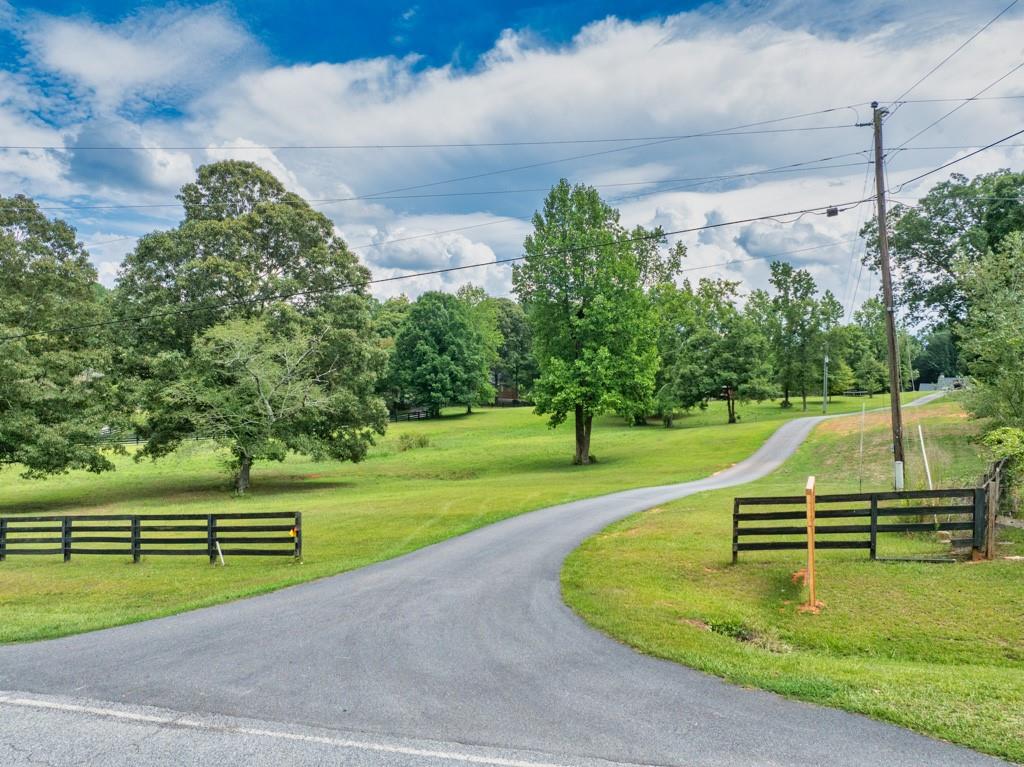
[0,394,1006,766]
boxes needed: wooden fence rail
[732,488,983,563]
[0,512,301,564]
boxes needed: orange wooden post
[804,476,817,610]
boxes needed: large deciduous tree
[861,169,1024,328]
[658,279,774,424]
[959,231,1024,429]
[513,180,678,464]
[388,291,495,417]
[491,298,538,401]
[160,317,383,493]
[763,262,820,409]
[114,161,386,490]
[0,195,115,477]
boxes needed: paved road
[1,395,1005,766]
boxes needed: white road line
[0,694,656,767]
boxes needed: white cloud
[21,4,260,110]
[4,1,1024,306]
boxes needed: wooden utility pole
[871,101,906,490]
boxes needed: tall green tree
[861,169,1024,328]
[371,295,412,409]
[652,281,700,427]
[115,161,386,486]
[456,284,501,413]
[959,231,1024,429]
[658,279,774,424]
[513,180,678,463]
[913,327,959,385]
[0,195,115,477]
[160,316,385,492]
[491,298,538,400]
[765,262,820,409]
[389,291,495,416]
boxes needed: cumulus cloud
[19,4,261,111]
[3,0,1024,304]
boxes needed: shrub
[396,433,431,452]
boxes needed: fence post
[294,512,302,560]
[62,517,72,562]
[869,493,878,561]
[731,499,739,564]
[131,517,141,564]
[803,476,818,611]
[985,480,997,560]
[0,518,6,562]
[207,514,217,565]
[972,487,987,561]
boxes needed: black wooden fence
[390,408,430,422]
[732,488,985,562]
[0,512,301,564]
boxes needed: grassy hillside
[0,393,925,644]
[563,399,1024,762]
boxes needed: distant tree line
[2,164,1022,483]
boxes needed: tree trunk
[235,454,252,494]
[574,405,586,464]
[727,390,737,424]
[573,406,594,465]
[466,404,473,414]
[782,385,791,408]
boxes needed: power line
[844,139,876,320]
[83,217,526,255]
[2,196,874,343]
[3,110,866,153]
[893,60,1024,150]
[75,155,873,254]
[9,97,1024,153]
[886,0,1020,120]
[890,95,1024,103]
[891,143,1024,151]
[680,237,860,276]
[890,125,1024,192]
[44,156,873,213]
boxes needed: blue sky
[7,1,703,71]
[1,0,1022,304]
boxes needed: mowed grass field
[0,393,927,644]
[563,399,1024,762]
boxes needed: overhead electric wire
[844,140,876,320]
[3,105,866,152]
[890,125,1024,192]
[886,0,1020,120]
[893,59,1024,150]
[890,95,1024,103]
[679,237,860,276]
[43,156,873,213]
[75,155,874,253]
[1,196,875,343]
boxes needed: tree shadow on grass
[0,478,356,515]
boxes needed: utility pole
[871,101,906,490]
[822,352,829,415]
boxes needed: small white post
[215,540,226,566]
[858,403,866,493]
[918,423,933,490]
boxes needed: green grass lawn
[562,398,1024,763]
[0,392,927,644]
